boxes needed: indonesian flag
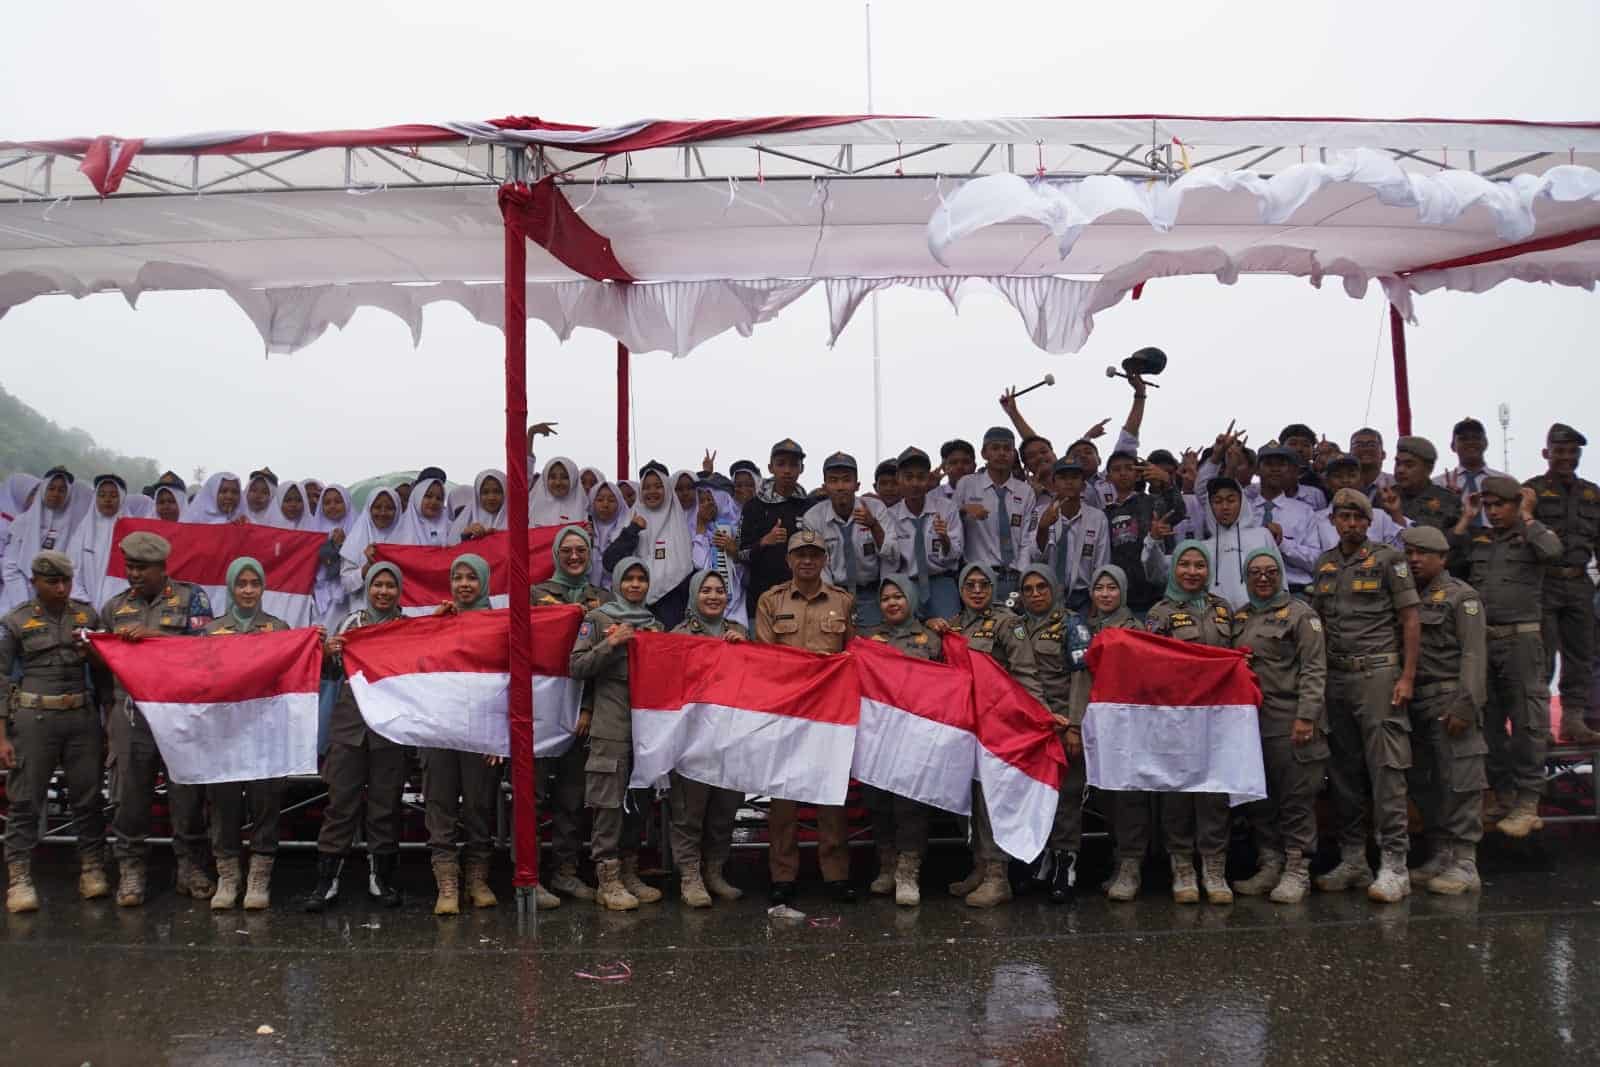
[374,526,566,616]
[945,635,1066,861]
[340,605,583,757]
[89,628,323,785]
[105,518,324,626]
[849,637,977,816]
[628,632,861,804]
[1081,627,1266,805]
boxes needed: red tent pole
[616,342,630,480]
[1388,303,1413,437]
[502,185,539,906]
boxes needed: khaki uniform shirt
[1068,609,1142,723]
[532,579,608,613]
[1023,608,1091,716]
[1234,596,1327,734]
[327,608,400,749]
[569,609,664,743]
[1524,474,1600,571]
[1415,573,1488,724]
[754,580,856,654]
[1465,520,1563,623]
[861,621,943,662]
[203,611,288,636]
[671,618,750,641]
[1310,540,1420,658]
[102,580,213,723]
[954,605,1044,702]
[0,598,106,706]
[1145,594,1235,649]
[1401,483,1463,531]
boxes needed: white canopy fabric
[2,115,1597,355]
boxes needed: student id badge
[654,539,667,561]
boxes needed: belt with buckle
[1413,680,1459,700]
[1548,566,1588,579]
[13,691,87,710]
[1328,652,1400,672]
[1486,622,1542,640]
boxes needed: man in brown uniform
[754,529,857,903]
[1456,476,1563,836]
[1,551,113,912]
[1401,526,1488,895]
[1524,423,1600,744]
[101,531,216,906]
[1310,489,1421,904]
[1393,436,1463,533]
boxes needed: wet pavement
[4,833,1599,1066]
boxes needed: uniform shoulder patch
[1392,562,1409,579]
[1463,599,1481,616]
[578,621,593,639]
[1431,588,1447,602]
[1308,618,1323,632]
[1318,561,1338,574]
[1013,625,1026,640]
[871,633,889,642]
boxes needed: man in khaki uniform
[1310,489,1421,904]
[754,529,857,903]
[1456,476,1563,836]
[1,551,113,912]
[1401,526,1488,895]
[1393,436,1463,533]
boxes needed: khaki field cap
[31,550,74,579]
[1401,526,1450,553]
[119,531,172,563]
[1330,488,1373,518]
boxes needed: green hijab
[956,562,998,624]
[599,556,657,625]
[1087,563,1135,631]
[1018,563,1060,623]
[1243,545,1290,612]
[364,561,405,624]
[225,556,265,629]
[550,525,592,602]
[878,573,922,637]
[1165,539,1213,611]
[686,569,728,636]
[450,552,492,612]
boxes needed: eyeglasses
[1247,567,1281,580]
[961,580,991,591]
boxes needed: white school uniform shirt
[1030,502,1110,598]
[953,472,1035,572]
[801,495,900,589]
[1311,506,1410,555]
[888,494,963,580]
[1246,492,1320,589]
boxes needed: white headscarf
[151,484,188,523]
[447,482,475,520]
[691,484,746,621]
[0,472,92,613]
[449,469,509,544]
[189,471,244,524]
[340,487,406,597]
[632,469,694,605]
[1,474,40,525]
[587,479,629,588]
[396,477,453,546]
[124,493,156,518]
[672,469,700,530]
[529,456,585,528]
[267,480,312,530]
[243,473,277,525]
[66,477,138,608]
[305,482,355,536]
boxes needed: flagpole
[866,1,884,466]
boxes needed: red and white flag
[374,526,566,616]
[849,637,977,816]
[628,632,861,804]
[340,605,583,757]
[105,518,325,626]
[945,635,1066,861]
[90,628,323,785]
[1081,627,1265,805]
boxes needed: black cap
[822,451,858,474]
[1324,454,1360,474]
[92,473,127,492]
[1050,458,1087,478]
[1278,423,1316,443]
[415,466,447,485]
[873,459,899,480]
[248,467,279,487]
[729,460,760,478]
[1451,417,1488,440]
[1146,449,1178,467]
[982,426,1016,446]
[157,470,185,487]
[769,438,806,460]
[1548,423,1588,447]
[1257,444,1297,464]
[1207,476,1244,498]
[1122,346,1167,377]
[896,446,932,470]
[41,465,74,485]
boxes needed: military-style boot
[532,883,561,910]
[620,853,662,903]
[1314,846,1374,892]
[595,859,639,911]
[702,859,743,901]
[964,861,1012,908]
[1482,790,1513,828]
[369,853,402,908]
[1200,853,1233,905]
[894,852,922,907]
[948,859,985,899]
[243,855,274,911]
[1231,848,1284,896]
[1038,849,1076,904]
[175,856,215,900]
[1366,851,1410,903]
[1496,793,1544,839]
[1427,844,1482,896]
[547,861,596,901]
[1559,716,1600,745]
[210,857,242,911]
[870,847,898,896]
[432,856,461,916]
[1170,853,1200,904]
[6,859,39,914]
[679,861,713,908]
[78,854,111,901]
[464,859,498,909]
[1269,850,1311,904]
[1105,858,1142,902]
[302,854,343,913]
[116,858,146,908]
[1407,843,1453,888]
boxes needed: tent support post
[617,342,630,480]
[1389,303,1412,438]
[502,177,539,915]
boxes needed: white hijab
[267,480,312,530]
[529,456,585,528]
[66,478,137,608]
[1,473,40,525]
[0,473,92,613]
[340,487,406,574]
[305,482,355,536]
[397,477,453,546]
[449,469,509,543]
[243,473,277,525]
[151,484,188,523]
[587,479,629,588]
[632,469,694,605]
[190,471,244,524]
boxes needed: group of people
[2,372,1597,916]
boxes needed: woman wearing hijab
[1065,565,1151,902]
[190,472,246,525]
[66,475,137,610]
[586,480,628,589]
[691,482,748,630]
[672,470,698,515]
[533,526,608,611]
[423,554,523,914]
[152,484,186,523]
[569,556,665,911]
[243,472,276,525]
[861,574,946,908]
[579,467,602,497]
[0,467,90,614]
[617,480,639,510]
[306,483,355,631]
[338,488,405,614]
[399,477,453,547]
[1229,546,1328,904]
[304,562,409,912]
[266,481,310,530]
[448,470,507,544]
[203,557,291,911]
[667,569,749,908]
[1145,539,1238,905]
[529,457,585,528]
[602,469,694,629]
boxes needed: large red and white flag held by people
[340,605,583,758]
[850,637,977,816]
[1081,627,1266,805]
[373,526,565,616]
[105,518,324,626]
[90,628,323,785]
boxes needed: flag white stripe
[349,671,579,757]
[400,594,510,618]
[138,692,318,785]
[851,698,975,815]
[1082,701,1266,805]
[631,703,855,804]
[975,746,1061,862]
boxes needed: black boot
[1047,850,1077,904]
[368,853,402,908]
[302,854,343,913]
[825,880,858,903]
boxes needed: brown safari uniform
[1310,539,1421,858]
[860,620,943,857]
[1232,595,1329,859]
[1144,594,1236,859]
[1411,572,1488,849]
[202,611,290,862]
[754,578,856,884]
[531,578,608,870]
[1524,471,1600,730]
[1023,603,1092,857]
[1069,607,1148,863]
[317,609,408,861]
[666,616,750,873]
[954,604,1043,868]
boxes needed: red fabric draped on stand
[497,179,635,282]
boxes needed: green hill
[0,385,161,491]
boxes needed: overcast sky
[2,1,1597,487]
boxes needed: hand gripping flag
[1081,627,1266,805]
[90,628,323,784]
[849,636,977,816]
[374,526,567,616]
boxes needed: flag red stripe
[375,526,566,608]
[89,628,322,703]
[339,605,583,681]
[945,633,1065,789]
[849,637,975,732]
[1085,628,1261,709]
[104,518,324,592]
[630,631,861,727]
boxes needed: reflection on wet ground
[3,832,1598,1065]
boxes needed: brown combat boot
[1269,850,1311,904]
[175,856,215,900]
[679,862,712,908]
[869,847,897,896]
[532,883,561,909]
[116,859,146,907]
[894,852,922,908]
[1408,843,1453,888]
[546,861,595,901]
[1559,717,1600,745]
[948,859,985,899]
[1367,851,1411,903]
[1200,853,1233,905]
[619,853,662,903]
[1426,845,1482,895]
[595,859,639,911]
[964,861,1012,908]
[432,856,461,916]
[1170,853,1200,904]
[1497,793,1544,839]
[1105,858,1142,902]
[211,857,242,911]
[78,855,111,901]
[243,855,274,911]
[6,859,39,914]
[1481,790,1513,828]
[1313,846,1374,892]
[464,859,498,909]
[1231,848,1284,897]
[702,859,743,901]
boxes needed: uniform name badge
[654,539,667,561]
